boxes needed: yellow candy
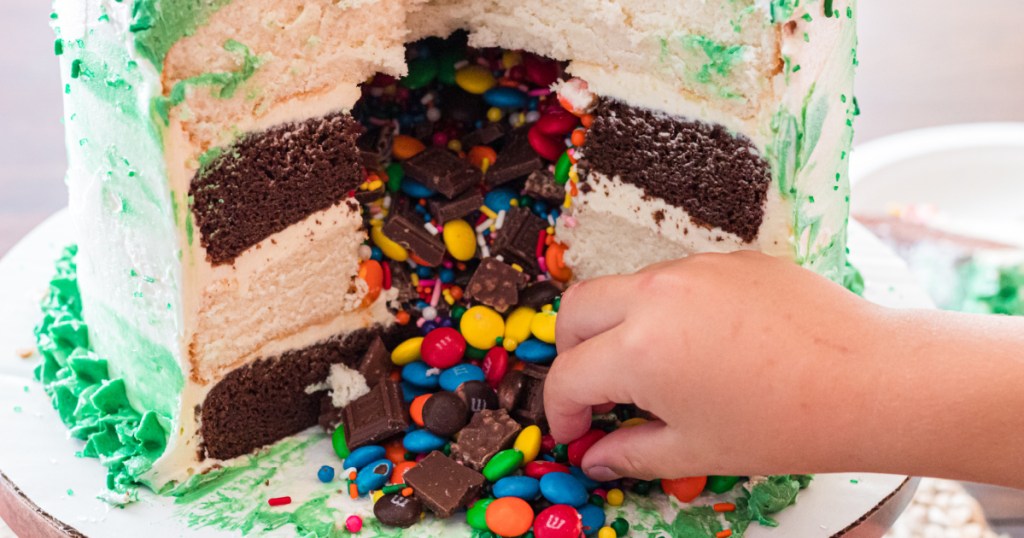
[504,306,535,346]
[620,417,649,428]
[454,65,496,95]
[513,425,542,463]
[371,223,409,262]
[442,219,476,261]
[486,107,503,123]
[460,306,505,349]
[606,488,625,506]
[597,527,617,538]
[371,490,384,503]
[502,338,518,352]
[391,337,424,366]
[502,51,522,69]
[530,310,557,344]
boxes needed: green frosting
[658,34,747,99]
[153,39,262,124]
[742,475,812,527]
[954,261,1024,316]
[34,246,169,499]
[129,0,234,71]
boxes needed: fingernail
[585,466,621,482]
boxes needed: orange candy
[485,497,534,537]
[395,311,411,325]
[545,242,572,283]
[384,439,406,464]
[468,146,499,171]
[390,461,418,484]
[661,476,708,503]
[570,128,586,147]
[358,260,384,306]
[392,135,426,160]
[410,393,432,427]
[580,114,594,128]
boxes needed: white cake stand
[0,211,928,538]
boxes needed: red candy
[523,54,560,87]
[533,504,583,538]
[420,327,466,369]
[482,347,509,388]
[535,110,580,137]
[528,125,566,161]
[567,429,606,467]
[540,434,556,454]
[524,460,570,479]
[662,476,708,503]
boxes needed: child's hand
[545,251,1024,488]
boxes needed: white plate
[0,211,925,537]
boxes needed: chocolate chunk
[496,370,524,412]
[441,86,486,125]
[492,208,546,275]
[451,409,522,471]
[404,451,486,518]
[354,183,386,204]
[357,336,391,387]
[402,147,482,199]
[460,123,506,148]
[422,391,469,438]
[383,214,446,267]
[485,128,544,187]
[518,280,564,310]
[428,190,484,225]
[388,262,418,303]
[514,365,548,426]
[523,168,566,206]
[374,493,423,528]
[456,380,499,414]
[342,380,409,450]
[356,124,396,161]
[359,150,383,170]
[318,395,344,432]
[465,258,529,313]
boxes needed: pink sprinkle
[418,279,436,287]
[528,88,552,97]
[430,280,442,307]
[415,318,426,328]
[538,257,549,274]
[442,260,454,269]
[563,216,578,228]
[535,229,547,258]
[268,496,291,507]
[345,515,363,533]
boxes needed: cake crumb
[16,347,34,358]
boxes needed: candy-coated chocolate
[540,472,589,507]
[355,459,394,494]
[524,460,570,479]
[606,488,624,507]
[467,498,495,530]
[400,178,437,198]
[597,527,616,538]
[515,338,557,363]
[401,361,440,389]
[421,390,469,437]
[317,465,335,483]
[570,466,600,491]
[513,425,542,463]
[706,475,743,494]
[392,135,426,160]
[567,429,606,467]
[484,87,528,109]
[530,310,557,344]
[610,517,630,536]
[485,497,534,537]
[578,503,606,536]
[528,124,566,161]
[391,337,424,366]
[374,493,423,528]
[439,363,485,392]
[344,445,387,471]
[504,306,536,346]
[482,449,524,482]
[390,461,418,484]
[482,346,509,387]
[401,57,438,90]
[533,504,583,538]
[442,219,477,261]
[492,475,540,500]
[460,306,505,349]
[403,428,447,453]
[661,476,708,503]
[421,327,466,369]
[535,110,580,136]
[455,65,496,94]
[371,223,409,262]
[345,515,363,533]
[331,425,350,460]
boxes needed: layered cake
[39,0,858,535]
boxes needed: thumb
[581,421,689,482]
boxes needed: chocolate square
[523,168,566,206]
[342,380,409,450]
[428,190,484,225]
[518,280,564,310]
[388,262,417,303]
[404,451,486,519]
[514,365,549,426]
[402,147,482,199]
[492,208,547,275]
[460,123,506,148]
[484,128,544,187]
[357,336,391,387]
[465,258,529,313]
[450,409,522,471]
[383,214,446,267]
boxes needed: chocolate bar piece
[465,258,529,313]
[354,183,386,204]
[402,147,482,199]
[357,124,396,164]
[518,280,564,310]
[388,262,417,303]
[318,395,344,432]
[450,409,522,471]
[496,370,524,412]
[428,190,484,225]
[484,128,543,187]
[514,365,548,426]
[383,214,446,267]
[358,336,391,387]
[342,380,409,450]
[460,123,506,148]
[523,168,566,206]
[404,451,486,518]
[492,208,546,275]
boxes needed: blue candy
[317,465,335,483]
[439,364,485,391]
[402,361,440,389]
[578,503,606,536]
[344,445,386,471]
[540,472,589,507]
[401,178,437,198]
[483,87,528,109]
[484,187,518,212]
[403,428,447,453]
[493,476,541,500]
[570,466,600,491]
[355,459,393,495]
[516,338,558,363]
[401,380,433,403]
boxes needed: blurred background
[0,0,1022,536]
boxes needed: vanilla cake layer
[53,0,856,489]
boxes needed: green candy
[331,425,350,460]
[554,152,572,185]
[483,449,523,482]
[451,305,467,321]
[436,49,462,85]
[589,493,604,507]
[552,444,568,462]
[401,57,439,90]
[466,498,494,530]
[611,517,630,536]
[464,344,487,360]
[706,475,742,494]
[385,162,404,192]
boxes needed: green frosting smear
[153,39,261,124]
[130,0,234,70]
[34,246,168,500]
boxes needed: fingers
[545,326,636,443]
[581,420,688,481]
[556,274,633,353]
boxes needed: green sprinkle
[801,13,812,22]
[70,59,82,79]
[850,479,859,484]
[792,64,802,73]
[808,196,815,203]
[803,32,810,43]
[13,406,22,413]
[824,0,834,17]
[54,39,64,56]
[67,489,74,496]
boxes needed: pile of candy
[304,33,750,537]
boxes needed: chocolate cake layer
[200,325,414,460]
[190,113,365,265]
[581,100,771,242]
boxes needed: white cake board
[0,211,927,538]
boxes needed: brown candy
[456,380,499,413]
[342,380,410,450]
[465,258,529,313]
[383,214,446,267]
[404,451,486,519]
[421,391,469,438]
[402,146,481,199]
[450,409,521,471]
[373,493,423,528]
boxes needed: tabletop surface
[1,0,1023,535]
